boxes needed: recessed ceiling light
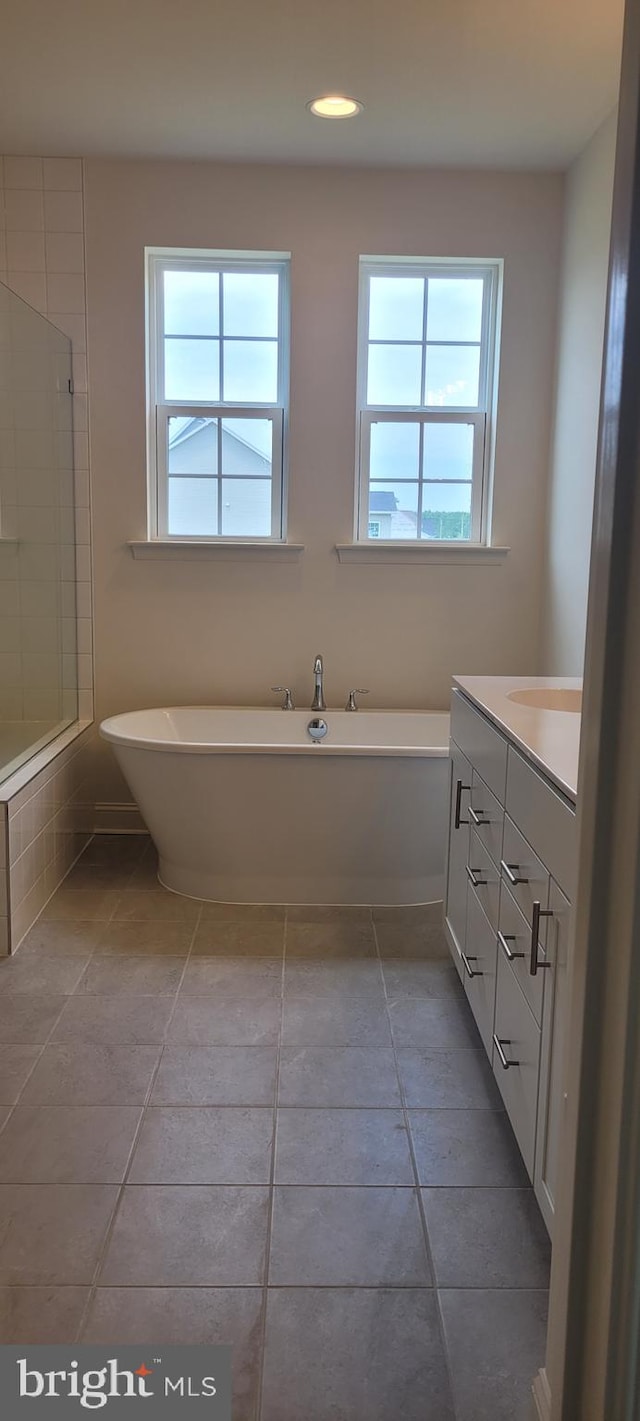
[307,95,363,119]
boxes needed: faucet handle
[345,689,369,712]
[271,686,295,710]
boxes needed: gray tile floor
[0,834,551,1420]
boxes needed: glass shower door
[0,281,78,783]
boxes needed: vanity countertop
[452,675,582,804]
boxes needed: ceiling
[0,0,624,169]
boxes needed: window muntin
[147,252,289,540]
[357,261,500,543]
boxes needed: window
[356,259,501,543]
[147,250,289,540]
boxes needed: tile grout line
[373,918,460,1421]
[72,897,204,1343]
[0,849,151,1132]
[254,909,287,1421]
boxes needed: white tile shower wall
[0,153,93,723]
[4,725,96,952]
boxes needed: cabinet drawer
[492,948,541,1178]
[463,882,498,1053]
[467,828,501,931]
[506,747,577,898]
[451,690,508,803]
[470,770,504,869]
[500,816,550,928]
[497,882,544,1025]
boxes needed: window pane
[223,273,279,337]
[368,277,424,340]
[168,477,218,535]
[164,338,219,401]
[368,481,419,539]
[370,421,420,480]
[423,421,474,480]
[422,481,472,541]
[426,278,484,343]
[164,271,219,336]
[223,340,278,402]
[367,344,422,405]
[425,345,480,407]
[221,418,272,475]
[221,479,272,536]
[168,416,218,475]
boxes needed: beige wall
[540,113,617,675]
[84,159,563,809]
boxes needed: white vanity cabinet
[535,880,571,1231]
[445,688,576,1236]
[445,743,472,981]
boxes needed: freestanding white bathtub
[99,707,450,905]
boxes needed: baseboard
[93,802,148,834]
[531,1368,552,1421]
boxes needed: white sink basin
[507,687,582,713]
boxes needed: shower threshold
[0,719,74,785]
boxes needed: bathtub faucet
[311,654,326,711]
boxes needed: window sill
[335,542,510,566]
[128,540,305,563]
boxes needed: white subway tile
[17,506,58,544]
[44,189,83,233]
[75,581,92,619]
[20,617,59,653]
[0,652,21,687]
[74,467,90,508]
[43,157,82,191]
[4,156,43,189]
[72,391,88,431]
[46,272,85,314]
[78,689,93,720]
[76,618,92,654]
[0,689,22,718]
[22,652,60,689]
[45,231,84,274]
[5,271,47,313]
[0,617,21,653]
[22,689,62,720]
[4,188,44,231]
[6,229,46,272]
[73,431,89,470]
[19,582,54,618]
[71,351,87,392]
[75,544,91,582]
[14,428,56,470]
[77,653,93,690]
[74,506,91,545]
[46,312,86,350]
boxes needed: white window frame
[355,258,502,545]
[146,248,290,541]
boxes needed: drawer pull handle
[500,859,529,887]
[466,865,488,889]
[530,901,553,976]
[454,778,470,829]
[493,1033,519,1070]
[497,930,524,962]
[461,951,483,979]
[469,806,490,827]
